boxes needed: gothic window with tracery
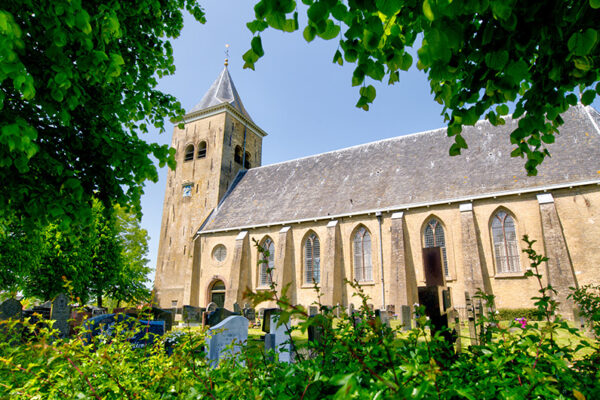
[424,218,449,276]
[259,237,275,287]
[491,210,521,273]
[353,226,373,282]
[304,233,320,284]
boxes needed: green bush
[497,307,541,322]
[0,237,599,399]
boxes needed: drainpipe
[376,211,386,310]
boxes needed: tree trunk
[97,294,103,308]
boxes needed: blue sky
[139,1,599,283]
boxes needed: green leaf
[573,56,592,71]
[496,104,509,115]
[360,85,376,102]
[400,53,413,71]
[485,50,508,70]
[333,49,343,66]
[242,49,259,70]
[581,89,596,105]
[376,0,403,17]
[246,20,268,34]
[251,36,264,57]
[423,0,434,21]
[449,143,461,156]
[568,29,598,56]
[303,25,316,42]
[319,20,340,40]
[307,2,327,22]
[591,0,600,9]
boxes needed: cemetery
[1,239,599,399]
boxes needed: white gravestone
[206,316,248,366]
[270,314,293,363]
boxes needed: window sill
[494,271,526,279]
[256,286,273,291]
[355,281,376,286]
[301,284,321,289]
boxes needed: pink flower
[515,317,527,328]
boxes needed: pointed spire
[188,49,253,121]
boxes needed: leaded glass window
[353,227,373,282]
[259,238,275,287]
[423,218,449,276]
[491,211,521,273]
[304,233,320,284]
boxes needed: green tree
[244,0,600,175]
[2,200,151,306]
[0,0,205,228]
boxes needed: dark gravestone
[307,316,325,345]
[261,308,279,333]
[422,247,445,287]
[375,310,391,328]
[243,307,256,323]
[152,307,174,331]
[51,293,70,338]
[465,292,478,346]
[206,307,238,327]
[84,314,164,348]
[309,306,318,317]
[0,299,23,321]
[233,303,241,314]
[183,305,203,324]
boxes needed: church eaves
[188,66,253,122]
[200,105,600,233]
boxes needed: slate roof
[188,66,253,121]
[201,105,600,232]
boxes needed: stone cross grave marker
[0,298,23,321]
[206,315,248,366]
[51,293,70,338]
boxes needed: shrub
[0,237,598,399]
[496,307,541,322]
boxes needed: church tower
[154,62,267,309]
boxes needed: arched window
[259,237,275,287]
[353,226,373,282]
[424,218,449,276]
[244,151,251,169]
[491,210,521,273]
[184,144,194,162]
[197,141,207,158]
[304,233,320,284]
[234,145,243,164]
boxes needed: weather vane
[224,44,230,67]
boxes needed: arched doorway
[209,280,226,308]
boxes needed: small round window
[212,245,227,262]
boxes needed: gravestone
[386,304,396,317]
[0,298,23,321]
[375,310,391,328]
[270,314,293,363]
[401,305,412,331]
[335,303,341,318]
[233,303,241,314]
[206,316,248,366]
[83,313,165,348]
[242,306,256,323]
[309,306,318,316]
[206,302,218,313]
[465,292,478,346]
[183,305,203,325]
[261,308,279,333]
[348,303,355,315]
[51,293,70,338]
[152,307,174,331]
[206,307,237,327]
[307,315,326,348]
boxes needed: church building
[154,64,600,320]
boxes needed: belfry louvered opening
[184,144,194,162]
